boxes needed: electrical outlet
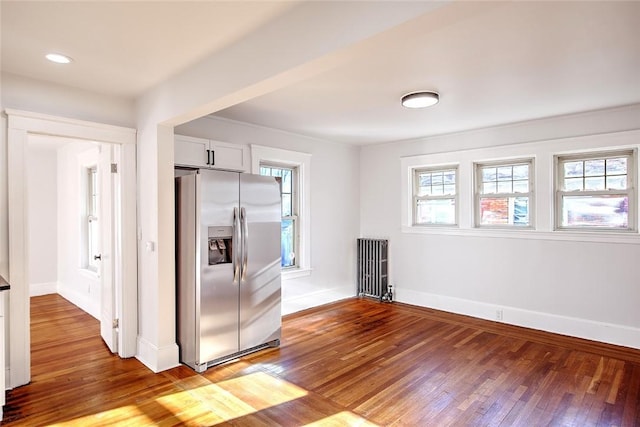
[496,309,503,321]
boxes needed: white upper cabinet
[174,135,249,172]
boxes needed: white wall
[1,73,136,128]
[176,116,361,300]
[56,142,101,319]
[26,144,58,295]
[360,104,640,349]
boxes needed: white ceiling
[2,1,640,145]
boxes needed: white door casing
[5,109,137,388]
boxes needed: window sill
[282,267,313,280]
[80,268,100,279]
[401,225,640,245]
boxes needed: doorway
[27,137,100,310]
[6,110,138,389]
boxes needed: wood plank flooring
[2,294,640,426]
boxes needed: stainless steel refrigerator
[175,168,282,372]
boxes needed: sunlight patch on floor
[303,410,380,426]
[49,405,153,426]
[57,371,310,426]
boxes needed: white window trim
[474,158,535,229]
[412,165,459,227]
[554,149,637,232]
[251,145,312,279]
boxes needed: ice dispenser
[208,226,233,265]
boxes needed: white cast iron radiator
[357,238,391,301]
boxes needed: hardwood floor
[2,294,640,426]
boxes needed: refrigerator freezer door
[239,173,282,350]
[198,169,241,364]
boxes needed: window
[86,166,100,272]
[475,159,533,227]
[260,164,298,269]
[555,150,636,230]
[413,166,458,226]
[252,145,311,277]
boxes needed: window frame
[554,149,637,232]
[259,162,299,270]
[86,165,99,273]
[474,158,535,229]
[412,165,459,227]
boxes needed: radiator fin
[357,238,388,301]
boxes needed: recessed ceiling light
[46,53,73,64]
[401,91,439,108]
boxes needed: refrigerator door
[198,169,240,364]
[239,173,282,350]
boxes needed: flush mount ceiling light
[45,53,73,64]
[401,91,439,108]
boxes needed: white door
[98,143,118,353]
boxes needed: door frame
[5,109,137,388]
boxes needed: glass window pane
[281,169,292,193]
[479,196,529,226]
[431,173,443,185]
[89,219,100,270]
[479,197,509,225]
[497,181,512,193]
[512,164,529,180]
[497,166,512,181]
[443,184,455,195]
[584,176,605,191]
[431,185,444,196]
[584,159,605,176]
[606,158,627,175]
[417,186,431,197]
[419,173,432,186]
[443,171,456,184]
[564,177,583,191]
[281,219,295,267]
[416,199,456,225]
[260,164,298,268]
[564,161,583,178]
[483,182,497,194]
[561,195,628,228]
[513,180,529,193]
[482,167,496,182]
[282,194,292,216]
[513,197,529,225]
[606,175,627,190]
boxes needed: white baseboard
[29,281,58,297]
[57,284,100,320]
[397,288,640,350]
[136,336,180,373]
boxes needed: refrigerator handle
[241,207,248,281]
[233,207,240,284]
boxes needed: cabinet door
[210,140,248,172]
[175,135,209,168]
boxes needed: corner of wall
[136,336,180,373]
